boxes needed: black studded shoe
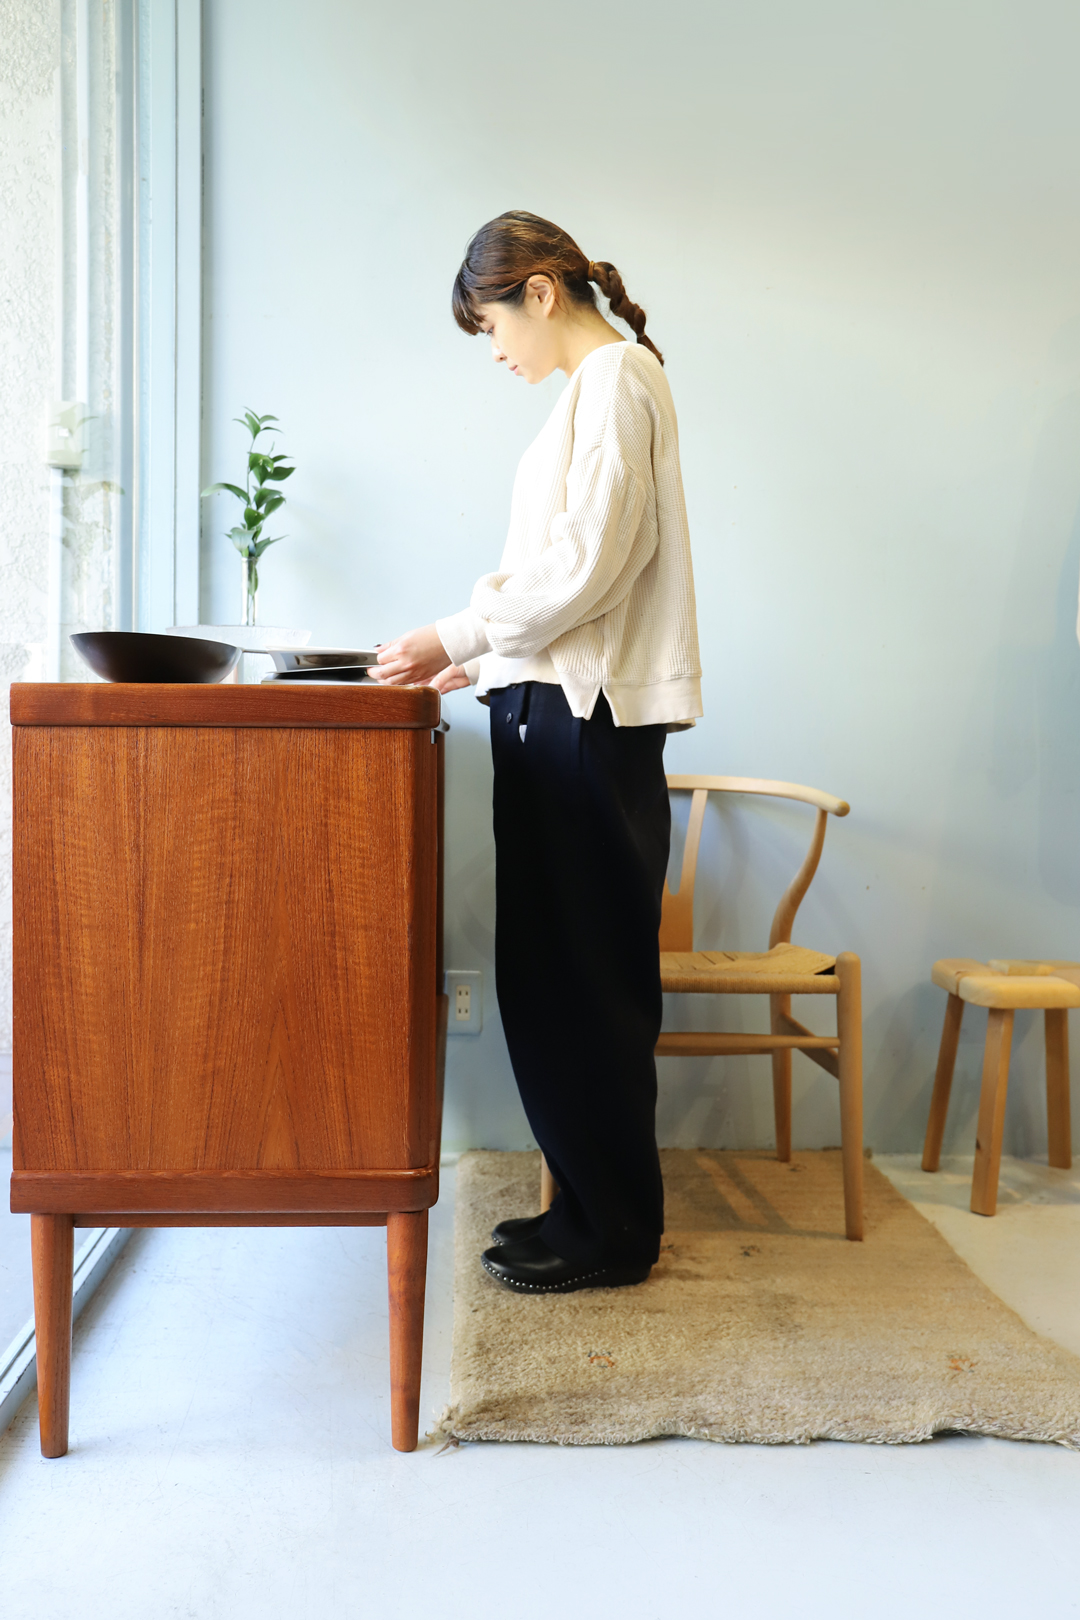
[490,1213,547,1246]
[480,1235,652,1294]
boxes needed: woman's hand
[431,663,471,694]
[371,624,451,686]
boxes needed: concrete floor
[877,1153,1080,1358]
[0,1156,1078,1620]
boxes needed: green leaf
[264,464,295,482]
[201,481,248,503]
[252,534,284,559]
[243,505,263,529]
[254,491,285,516]
[227,526,255,557]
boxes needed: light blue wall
[202,0,1080,1157]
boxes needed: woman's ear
[525,274,557,318]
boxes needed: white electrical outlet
[445,970,482,1036]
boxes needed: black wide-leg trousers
[490,682,670,1267]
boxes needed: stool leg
[31,1214,74,1458]
[386,1210,428,1452]
[971,1009,1014,1216]
[1044,1009,1073,1171]
[539,1154,558,1213]
[922,993,964,1171]
[770,993,792,1163]
[835,953,864,1241]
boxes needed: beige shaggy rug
[440,1149,1080,1447]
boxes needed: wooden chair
[922,957,1078,1216]
[654,775,864,1240]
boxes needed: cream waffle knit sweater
[435,341,702,728]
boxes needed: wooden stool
[922,958,1079,1215]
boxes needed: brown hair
[452,210,663,365]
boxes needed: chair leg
[31,1214,74,1459]
[970,1009,1014,1216]
[835,953,864,1241]
[1044,1008,1073,1171]
[539,1153,558,1213]
[770,993,792,1162]
[922,993,964,1171]
[386,1210,428,1453]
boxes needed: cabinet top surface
[10,682,442,729]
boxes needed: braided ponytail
[586,261,663,365]
[453,211,664,366]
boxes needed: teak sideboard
[10,681,447,1455]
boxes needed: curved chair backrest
[659,776,851,953]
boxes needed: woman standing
[374,211,702,1293]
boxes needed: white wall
[202,0,1080,1157]
[0,1,129,1057]
[0,0,59,1054]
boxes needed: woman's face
[476,276,560,384]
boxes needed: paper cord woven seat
[660,942,837,994]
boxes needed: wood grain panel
[13,725,438,1174]
[11,1167,438,1213]
[72,1213,390,1227]
[429,995,448,1169]
[10,682,441,729]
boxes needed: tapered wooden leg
[922,993,965,1171]
[770,993,792,1163]
[970,1009,1014,1216]
[539,1153,558,1213]
[1044,1009,1073,1171]
[31,1214,74,1459]
[386,1210,428,1453]
[835,953,864,1241]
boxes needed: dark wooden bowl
[71,631,241,684]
